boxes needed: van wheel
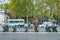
[25,28,28,32]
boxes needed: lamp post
[47,6,53,22]
[31,0,35,23]
[32,0,35,18]
[47,6,51,17]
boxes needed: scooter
[46,27,57,32]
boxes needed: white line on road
[0,32,60,35]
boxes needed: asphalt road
[0,32,60,40]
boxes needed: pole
[27,16,28,23]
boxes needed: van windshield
[43,22,52,25]
[8,21,23,23]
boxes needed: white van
[6,19,25,27]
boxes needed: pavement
[0,25,60,40]
[0,32,60,40]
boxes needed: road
[0,32,60,40]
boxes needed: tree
[9,0,60,22]
[9,0,34,18]
[3,3,10,11]
[0,4,4,10]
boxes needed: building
[0,11,9,24]
[0,0,10,4]
[0,0,10,24]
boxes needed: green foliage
[0,4,3,9]
[42,11,50,17]
[3,3,10,11]
[9,0,34,18]
[9,0,60,21]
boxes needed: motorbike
[46,26,57,32]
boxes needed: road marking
[0,32,60,35]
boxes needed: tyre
[52,27,57,32]
[25,28,28,32]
